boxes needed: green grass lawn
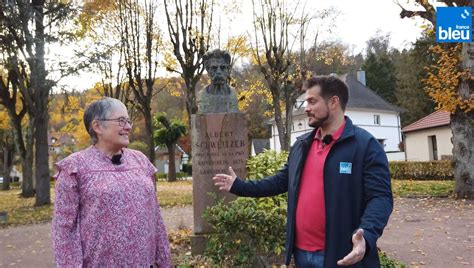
[0,180,192,227]
[392,180,454,197]
[156,180,193,208]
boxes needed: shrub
[379,250,406,268]
[156,173,168,180]
[204,150,289,266]
[182,163,192,175]
[176,171,189,179]
[203,197,286,266]
[128,141,149,155]
[390,161,453,180]
[246,149,289,179]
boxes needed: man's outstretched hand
[212,166,237,192]
[337,229,366,266]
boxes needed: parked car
[0,177,3,183]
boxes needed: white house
[269,73,405,161]
[402,110,452,161]
[154,144,189,173]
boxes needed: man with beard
[213,75,393,267]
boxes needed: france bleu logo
[339,162,352,174]
[436,7,472,43]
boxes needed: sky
[310,0,427,52]
[58,0,429,92]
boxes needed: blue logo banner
[339,162,352,174]
[436,7,472,43]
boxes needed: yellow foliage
[0,108,9,130]
[238,79,273,116]
[224,35,252,62]
[163,51,179,74]
[423,44,473,113]
[49,89,104,151]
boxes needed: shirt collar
[314,118,347,142]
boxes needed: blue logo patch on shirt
[340,162,352,174]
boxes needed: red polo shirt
[294,120,346,251]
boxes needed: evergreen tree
[394,33,436,126]
[362,33,397,104]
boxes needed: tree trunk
[22,120,34,197]
[6,111,34,196]
[184,78,198,124]
[167,142,177,182]
[144,108,155,164]
[33,0,51,206]
[454,43,474,199]
[272,90,289,151]
[1,145,12,191]
[451,111,474,199]
[34,107,50,206]
[283,105,293,152]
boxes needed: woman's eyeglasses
[99,117,133,127]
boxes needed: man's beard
[307,110,329,128]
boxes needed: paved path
[378,197,474,268]
[1,198,473,267]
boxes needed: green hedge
[155,171,189,180]
[203,150,289,266]
[203,197,286,266]
[389,161,453,180]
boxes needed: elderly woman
[52,98,171,267]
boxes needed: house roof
[269,73,403,123]
[289,74,401,117]
[154,144,186,154]
[344,75,402,112]
[402,110,450,133]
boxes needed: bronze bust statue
[197,49,239,113]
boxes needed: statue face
[207,57,230,86]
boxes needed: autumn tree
[250,0,314,151]
[49,90,97,153]
[118,0,165,163]
[153,113,187,182]
[233,64,273,139]
[0,0,76,203]
[0,60,34,196]
[163,0,214,121]
[77,0,131,103]
[77,0,166,162]
[400,0,474,198]
[305,40,364,76]
[0,108,15,191]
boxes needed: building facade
[269,73,405,161]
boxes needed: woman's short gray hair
[83,97,126,144]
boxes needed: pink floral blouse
[52,146,171,267]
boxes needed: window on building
[428,135,438,160]
[374,115,381,125]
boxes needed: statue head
[203,49,231,86]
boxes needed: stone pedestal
[191,113,248,255]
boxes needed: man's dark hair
[306,75,349,111]
[203,49,231,70]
